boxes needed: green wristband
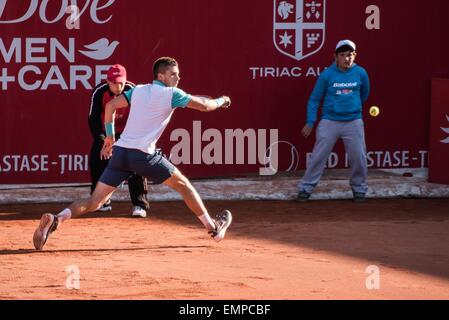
[105,122,115,137]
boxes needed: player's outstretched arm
[187,96,231,112]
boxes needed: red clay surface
[0,199,448,300]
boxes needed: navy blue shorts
[99,146,175,187]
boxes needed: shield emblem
[273,0,326,61]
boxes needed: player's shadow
[149,199,449,281]
[0,203,139,221]
[0,245,210,256]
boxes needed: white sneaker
[132,206,147,218]
[209,210,232,242]
[33,213,59,250]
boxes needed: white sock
[198,213,215,232]
[56,208,72,223]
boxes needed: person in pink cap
[87,64,149,217]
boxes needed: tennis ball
[369,106,380,117]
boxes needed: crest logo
[273,0,326,61]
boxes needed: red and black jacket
[88,81,135,141]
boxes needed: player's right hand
[101,136,114,160]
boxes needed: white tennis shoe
[33,213,59,250]
[209,210,232,242]
[132,206,147,218]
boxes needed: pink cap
[107,64,127,83]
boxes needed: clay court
[0,198,448,300]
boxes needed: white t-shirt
[115,81,191,154]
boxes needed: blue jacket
[306,63,370,126]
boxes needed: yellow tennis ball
[369,106,380,117]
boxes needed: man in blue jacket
[297,40,370,202]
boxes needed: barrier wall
[1,0,449,184]
[429,78,449,184]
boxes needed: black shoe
[353,192,366,203]
[33,213,59,250]
[296,191,311,202]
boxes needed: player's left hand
[221,96,231,108]
[101,136,114,160]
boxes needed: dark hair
[335,45,355,54]
[153,57,178,79]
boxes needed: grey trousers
[298,119,368,194]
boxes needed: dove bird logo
[440,115,449,144]
[78,38,119,60]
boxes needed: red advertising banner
[429,78,449,184]
[1,0,449,184]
